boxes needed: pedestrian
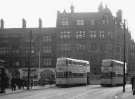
[11,78,16,91]
[0,68,8,93]
[22,79,26,89]
[30,79,33,89]
[17,78,22,90]
[131,76,135,95]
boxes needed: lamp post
[123,19,126,92]
[38,48,41,81]
[27,30,32,90]
[38,18,42,81]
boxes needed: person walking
[0,68,6,93]
[30,79,33,89]
[11,78,16,91]
[131,76,135,95]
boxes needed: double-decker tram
[100,59,127,86]
[56,57,90,87]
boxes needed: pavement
[0,84,55,96]
[1,84,135,99]
[115,85,135,99]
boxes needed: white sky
[0,0,135,40]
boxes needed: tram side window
[115,73,123,77]
[65,59,68,65]
[77,62,81,66]
[57,60,63,65]
[83,63,86,66]
[56,72,64,78]
[111,72,115,77]
[64,72,69,77]
[72,61,76,65]
[102,73,112,78]
[68,60,72,65]
[72,73,85,78]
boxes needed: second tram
[100,59,127,86]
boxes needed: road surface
[0,85,130,99]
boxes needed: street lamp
[27,30,32,90]
[123,19,126,92]
[38,44,41,81]
[38,18,42,81]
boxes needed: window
[89,30,96,38]
[43,58,52,66]
[24,47,35,54]
[31,57,38,66]
[60,31,71,39]
[116,46,121,53]
[61,18,69,26]
[75,31,85,39]
[0,40,8,43]
[7,34,20,38]
[76,19,84,25]
[99,31,105,39]
[0,47,8,55]
[42,36,52,42]
[90,19,95,25]
[131,52,135,56]
[59,43,71,51]
[76,43,85,50]
[12,49,20,54]
[24,47,30,54]
[91,43,97,51]
[42,46,52,53]
[102,15,109,24]
[100,44,105,51]
[102,19,106,24]
[106,43,113,52]
[0,34,9,38]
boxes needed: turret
[98,2,104,12]
[38,18,42,28]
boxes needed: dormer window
[76,19,84,25]
[102,15,109,24]
[99,31,105,39]
[61,18,69,26]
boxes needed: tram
[56,57,90,87]
[100,59,127,86]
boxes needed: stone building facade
[56,4,131,74]
[0,4,134,79]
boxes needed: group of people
[11,78,33,91]
[11,78,26,91]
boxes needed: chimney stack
[116,9,122,23]
[0,19,4,29]
[22,18,26,28]
[39,18,42,28]
[70,5,74,13]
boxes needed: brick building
[128,40,135,76]
[0,20,57,79]
[56,4,131,74]
[0,4,134,79]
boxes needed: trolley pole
[27,30,32,90]
[123,19,126,93]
